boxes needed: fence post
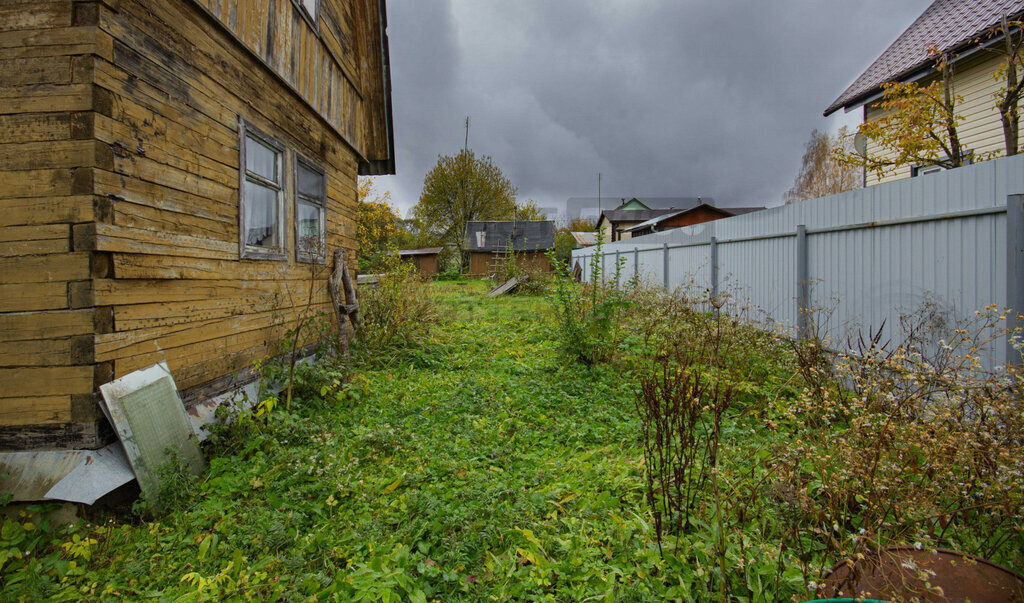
[663,243,670,290]
[1008,195,1024,366]
[615,250,621,288]
[710,237,719,301]
[796,224,809,340]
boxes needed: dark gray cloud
[374,0,933,216]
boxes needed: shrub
[546,238,629,364]
[636,351,733,552]
[355,253,440,364]
[770,304,1024,583]
[491,241,549,295]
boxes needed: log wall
[0,0,111,449]
[1,0,391,450]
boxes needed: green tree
[553,228,577,263]
[411,149,517,263]
[515,200,547,221]
[357,178,401,271]
[567,217,596,232]
[834,48,973,180]
[980,15,1024,156]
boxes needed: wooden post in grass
[329,249,362,354]
[1008,195,1024,367]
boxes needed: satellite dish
[854,132,867,155]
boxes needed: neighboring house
[0,1,393,469]
[565,196,715,223]
[464,221,555,276]
[398,248,442,278]
[597,198,719,242]
[825,0,1024,185]
[622,204,765,238]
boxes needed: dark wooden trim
[178,341,322,409]
[289,0,320,35]
[0,420,114,452]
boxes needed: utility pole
[459,116,470,270]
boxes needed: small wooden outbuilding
[465,221,555,276]
[0,0,394,462]
[398,248,442,278]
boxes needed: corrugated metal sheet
[574,154,1024,364]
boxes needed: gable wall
[188,0,391,165]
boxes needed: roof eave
[358,0,396,175]
[823,27,1013,117]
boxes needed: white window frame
[912,163,945,177]
[293,153,327,264]
[911,152,974,177]
[238,119,287,260]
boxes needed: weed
[354,251,441,366]
[546,236,629,364]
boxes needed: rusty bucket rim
[827,545,1024,583]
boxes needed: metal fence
[572,154,1024,365]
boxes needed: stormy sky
[373,0,933,217]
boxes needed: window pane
[245,180,279,248]
[245,135,278,182]
[302,0,317,18]
[297,162,323,199]
[297,200,322,253]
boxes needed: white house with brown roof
[825,0,1024,185]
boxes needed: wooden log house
[0,0,395,453]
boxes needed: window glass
[297,162,322,197]
[245,180,279,248]
[296,199,319,242]
[245,135,278,182]
[302,0,317,19]
[295,158,326,261]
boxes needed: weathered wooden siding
[468,252,552,276]
[188,0,391,167]
[401,254,439,278]
[866,52,1019,185]
[0,0,113,448]
[86,0,358,391]
[2,0,386,450]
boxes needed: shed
[398,248,442,278]
[0,0,394,497]
[465,221,555,276]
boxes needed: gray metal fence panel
[572,154,1024,364]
